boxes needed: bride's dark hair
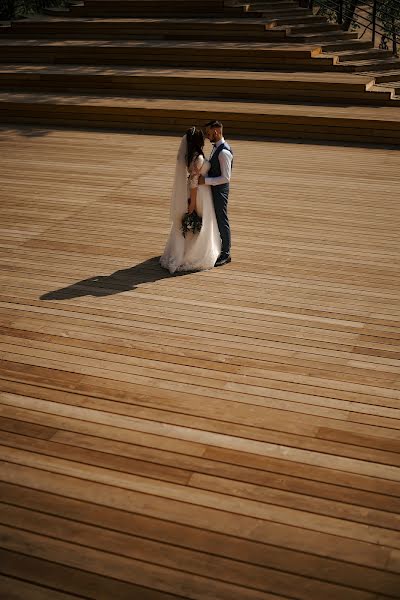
[185,126,204,168]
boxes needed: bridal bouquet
[181,210,202,238]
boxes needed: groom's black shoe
[215,254,231,267]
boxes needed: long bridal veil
[160,135,188,273]
[170,134,189,226]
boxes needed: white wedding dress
[160,136,221,274]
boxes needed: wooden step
[325,48,394,64]
[46,7,260,17]
[0,91,399,144]
[268,15,329,26]
[256,8,313,16]
[258,8,313,17]
[0,17,291,41]
[289,31,359,43]
[83,0,231,6]
[317,39,373,52]
[78,0,236,8]
[59,0,255,17]
[0,39,337,70]
[336,57,400,73]
[44,6,222,18]
[0,64,395,104]
[284,22,341,33]
[44,7,73,17]
[374,81,400,92]
[1,14,342,43]
[232,1,301,9]
[373,70,400,84]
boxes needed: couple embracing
[160,120,233,274]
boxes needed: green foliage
[316,0,399,47]
[0,0,66,20]
[377,0,400,39]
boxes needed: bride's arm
[188,187,198,214]
[188,155,203,214]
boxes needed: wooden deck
[0,126,400,599]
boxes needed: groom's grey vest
[209,142,233,256]
[208,142,233,189]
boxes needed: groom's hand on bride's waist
[198,175,205,185]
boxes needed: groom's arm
[199,150,232,186]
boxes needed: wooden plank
[0,414,57,439]
[0,549,179,600]
[2,326,400,399]
[0,524,278,600]
[0,461,396,572]
[0,502,389,600]
[0,328,399,428]
[0,574,82,600]
[1,395,399,500]
[2,335,399,416]
[2,427,400,531]
[1,296,398,364]
[2,444,400,548]
[2,391,400,481]
[0,430,193,486]
[2,481,399,596]
[1,315,398,389]
[2,349,400,436]
[0,356,397,440]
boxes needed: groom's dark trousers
[208,142,233,257]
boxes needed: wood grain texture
[0,125,399,599]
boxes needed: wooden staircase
[44,0,264,18]
[0,0,399,145]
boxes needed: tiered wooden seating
[0,0,399,144]
[0,39,336,69]
[1,17,292,41]
[48,0,260,17]
[373,69,400,95]
[0,65,395,105]
[1,92,399,144]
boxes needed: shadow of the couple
[40,256,188,301]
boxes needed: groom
[198,120,233,267]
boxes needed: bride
[160,127,221,273]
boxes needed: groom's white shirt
[205,137,232,186]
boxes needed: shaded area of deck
[0,126,399,599]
